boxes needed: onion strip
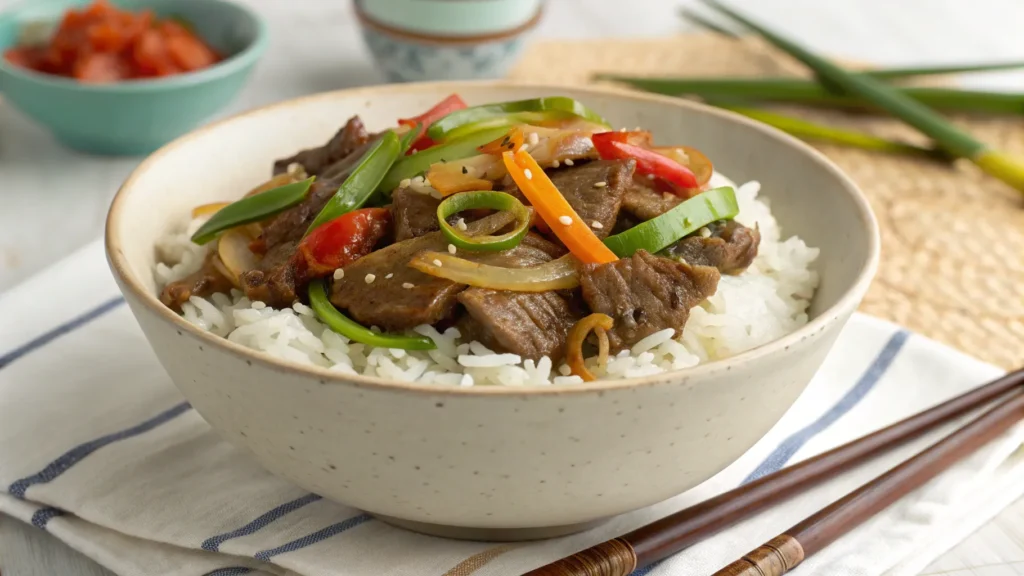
[566,313,614,382]
[408,253,579,292]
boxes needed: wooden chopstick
[524,368,1024,576]
[714,386,1024,575]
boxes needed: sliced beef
[546,160,634,238]
[577,250,720,351]
[329,213,517,331]
[160,253,235,312]
[621,179,682,221]
[454,233,575,360]
[457,290,580,361]
[242,133,382,307]
[391,188,442,241]
[663,220,761,275]
[273,116,371,176]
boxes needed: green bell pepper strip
[426,97,610,141]
[306,131,401,236]
[191,177,315,245]
[437,191,532,252]
[308,279,437,350]
[377,126,512,194]
[603,187,740,257]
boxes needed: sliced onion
[217,228,259,287]
[408,252,579,292]
[192,202,230,219]
[427,154,505,196]
[653,146,713,188]
[566,313,614,382]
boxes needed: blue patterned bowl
[354,0,541,83]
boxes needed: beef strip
[501,159,635,239]
[621,179,683,221]
[273,116,371,176]
[454,233,576,360]
[576,250,720,351]
[663,220,761,275]
[391,188,442,241]
[241,129,382,307]
[160,253,234,312]
[457,290,580,361]
[329,212,518,331]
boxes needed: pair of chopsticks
[525,367,1024,575]
[598,1,1024,195]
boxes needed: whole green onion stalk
[701,0,1024,195]
[593,75,1024,116]
[711,103,951,161]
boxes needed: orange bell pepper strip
[502,150,618,264]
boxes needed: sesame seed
[527,132,539,146]
[647,174,656,180]
[591,221,604,229]
[699,226,712,238]
[385,273,394,279]
[364,274,376,284]
[400,178,412,188]
[564,159,574,166]
[520,143,530,152]
[461,166,468,174]
[593,181,607,188]
[558,215,573,226]
[402,282,414,289]
[551,160,560,168]
[635,126,642,131]
[619,127,627,132]
[410,149,418,155]
[457,218,467,231]
[448,244,457,254]
[524,169,533,180]
[433,258,443,267]
[333,269,345,280]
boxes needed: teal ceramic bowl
[0,0,267,155]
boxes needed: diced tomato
[3,0,219,81]
[73,51,128,82]
[592,131,700,196]
[296,208,392,276]
[398,94,468,153]
[166,34,217,71]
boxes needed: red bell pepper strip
[295,208,392,277]
[398,94,468,154]
[592,131,700,195]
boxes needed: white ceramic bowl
[105,82,879,540]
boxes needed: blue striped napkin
[1,239,1022,576]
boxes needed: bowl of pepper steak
[105,81,879,540]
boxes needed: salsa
[3,0,221,83]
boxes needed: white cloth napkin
[1,239,1021,576]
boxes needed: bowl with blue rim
[354,0,542,83]
[0,0,267,155]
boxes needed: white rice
[155,173,819,386]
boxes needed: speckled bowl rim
[105,80,880,397]
[0,0,269,92]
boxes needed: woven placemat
[508,34,1024,369]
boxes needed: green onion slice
[603,187,740,257]
[306,131,401,236]
[308,279,436,350]
[427,97,610,141]
[191,177,315,245]
[437,191,532,252]
[377,126,512,194]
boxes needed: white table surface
[3,0,1024,574]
